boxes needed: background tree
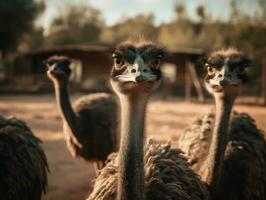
[158,3,195,48]
[175,3,186,20]
[100,14,157,45]
[45,4,104,47]
[0,0,44,55]
[18,27,44,52]
[196,5,206,22]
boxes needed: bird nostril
[131,69,137,73]
[219,80,228,86]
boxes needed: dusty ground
[0,94,265,200]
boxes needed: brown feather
[0,116,48,200]
[87,139,209,200]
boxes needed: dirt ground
[0,94,265,200]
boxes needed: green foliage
[100,14,157,45]
[157,1,266,63]
[175,3,186,20]
[158,20,195,48]
[45,4,104,47]
[19,27,44,52]
[0,0,44,55]
[3,0,266,67]
[196,5,206,22]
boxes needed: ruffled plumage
[178,110,266,200]
[0,116,48,200]
[63,93,118,167]
[87,139,209,200]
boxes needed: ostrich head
[204,48,250,99]
[110,40,165,96]
[46,56,72,82]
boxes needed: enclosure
[0,0,266,199]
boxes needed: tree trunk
[262,56,266,106]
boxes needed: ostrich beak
[115,72,157,83]
[115,74,139,83]
[115,55,157,83]
[209,64,240,87]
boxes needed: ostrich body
[46,56,118,169]
[88,41,209,200]
[0,116,48,200]
[178,49,266,199]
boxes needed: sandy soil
[0,94,265,200]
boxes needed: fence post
[187,61,205,102]
[262,56,266,106]
[185,61,192,101]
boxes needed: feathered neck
[53,79,83,144]
[206,94,235,197]
[117,94,148,200]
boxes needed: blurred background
[0,0,265,199]
[0,0,266,101]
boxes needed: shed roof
[23,44,112,57]
[23,44,204,58]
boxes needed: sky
[38,0,259,33]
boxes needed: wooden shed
[22,44,205,100]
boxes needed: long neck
[53,80,83,141]
[206,94,234,195]
[117,94,148,200]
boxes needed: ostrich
[87,40,210,200]
[46,56,118,170]
[0,115,48,200]
[178,49,266,199]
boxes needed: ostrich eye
[152,58,161,69]
[207,65,215,75]
[114,57,124,69]
[47,60,55,66]
[237,66,245,74]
